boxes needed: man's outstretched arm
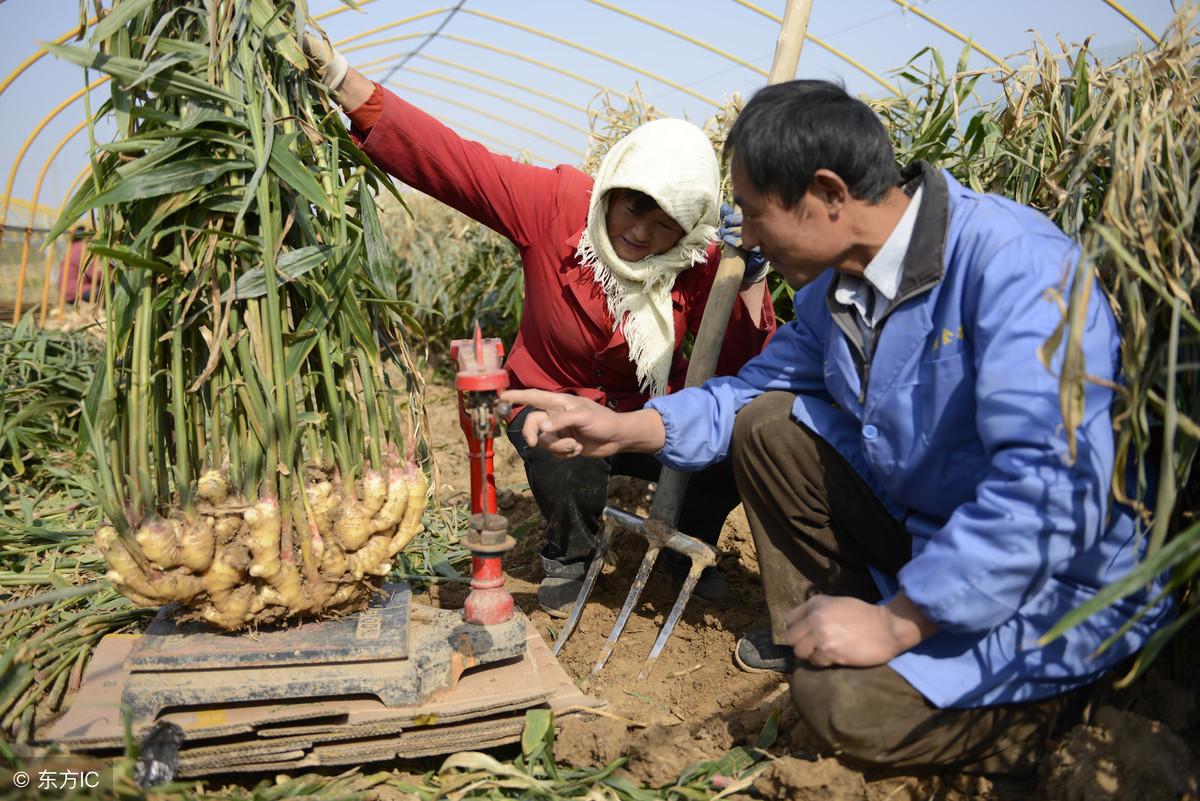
[500,389,666,459]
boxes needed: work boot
[537,554,588,619]
[734,629,798,674]
[537,576,582,619]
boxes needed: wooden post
[684,0,816,387]
[768,0,814,84]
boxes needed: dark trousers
[729,392,1073,775]
[506,407,740,578]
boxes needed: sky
[0,0,1180,225]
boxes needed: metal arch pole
[459,8,722,107]
[1099,0,1162,46]
[385,81,585,157]
[0,17,97,98]
[29,121,90,325]
[887,0,1008,67]
[333,7,452,49]
[55,165,94,319]
[1,77,110,250]
[583,0,768,78]
[355,49,590,115]
[372,65,588,133]
[730,0,901,96]
[11,119,88,325]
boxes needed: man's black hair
[724,80,900,206]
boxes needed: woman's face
[604,189,686,262]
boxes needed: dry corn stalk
[582,84,744,200]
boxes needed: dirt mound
[752,756,869,801]
[554,714,632,768]
[1038,706,1200,801]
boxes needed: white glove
[302,33,349,92]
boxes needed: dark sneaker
[693,566,730,603]
[662,551,730,603]
[537,576,582,619]
[734,629,798,674]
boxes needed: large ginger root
[176,515,215,573]
[98,526,161,605]
[135,519,180,570]
[196,469,229,504]
[99,459,433,630]
[370,467,410,533]
[245,499,304,611]
[392,464,429,552]
[334,470,387,551]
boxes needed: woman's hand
[302,33,374,110]
[500,389,666,459]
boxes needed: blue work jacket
[647,163,1171,708]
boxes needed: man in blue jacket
[503,80,1170,775]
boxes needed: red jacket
[353,85,775,412]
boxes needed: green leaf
[359,182,396,300]
[90,159,252,209]
[283,247,360,379]
[43,43,237,105]
[222,245,334,301]
[45,175,103,243]
[1039,519,1200,645]
[754,708,780,749]
[249,0,306,69]
[520,709,553,759]
[125,53,188,90]
[87,244,172,274]
[269,133,335,214]
[90,0,156,45]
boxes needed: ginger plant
[48,0,428,629]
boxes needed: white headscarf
[577,118,720,397]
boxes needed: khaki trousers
[729,392,1073,775]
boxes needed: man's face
[732,159,846,290]
[604,189,686,262]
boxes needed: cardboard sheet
[43,613,603,776]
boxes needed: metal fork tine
[590,545,661,677]
[551,524,614,656]
[637,560,703,681]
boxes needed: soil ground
[419,381,1200,801]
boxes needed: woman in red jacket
[307,38,776,615]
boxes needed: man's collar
[855,183,924,301]
[894,161,949,299]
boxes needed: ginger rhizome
[101,462,429,630]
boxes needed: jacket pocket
[917,352,977,447]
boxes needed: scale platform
[121,583,526,723]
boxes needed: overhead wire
[378,0,468,85]
[582,0,767,78]
[728,0,901,96]
[385,81,584,156]
[380,65,588,134]
[886,0,1008,67]
[427,115,554,165]
[459,8,722,106]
